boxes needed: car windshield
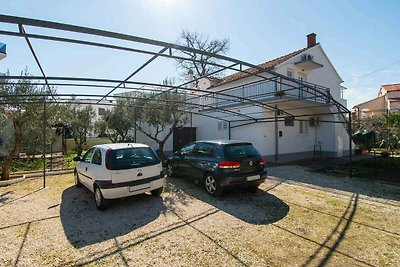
[108,147,160,170]
[223,143,260,159]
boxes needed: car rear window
[223,143,260,159]
[107,147,160,170]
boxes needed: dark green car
[166,140,268,196]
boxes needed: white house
[154,33,351,161]
[353,83,400,118]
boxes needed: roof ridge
[211,46,311,87]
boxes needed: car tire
[94,185,109,210]
[74,170,82,187]
[166,163,175,178]
[204,174,223,197]
[246,185,259,193]
[151,187,163,196]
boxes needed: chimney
[187,69,194,89]
[307,33,316,48]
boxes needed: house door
[173,127,196,152]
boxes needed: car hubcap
[205,176,216,193]
[95,188,101,206]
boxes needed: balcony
[198,77,331,110]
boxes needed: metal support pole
[43,98,46,188]
[275,105,279,161]
[134,107,137,142]
[190,113,193,141]
[348,111,352,178]
[228,121,231,140]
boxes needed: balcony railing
[198,77,331,110]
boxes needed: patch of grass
[10,158,45,172]
[318,157,400,183]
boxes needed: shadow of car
[165,178,289,225]
[60,185,165,248]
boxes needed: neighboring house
[72,99,114,137]
[353,83,400,118]
[0,42,6,61]
[138,33,352,161]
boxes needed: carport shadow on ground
[271,167,400,203]
[60,186,166,248]
[164,177,290,225]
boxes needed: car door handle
[200,161,206,164]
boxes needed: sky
[0,0,399,109]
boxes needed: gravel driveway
[0,165,399,266]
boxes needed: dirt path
[0,166,399,266]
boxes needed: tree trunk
[1,120,23,181]
[1,157,12,181]
[158,142,165,162]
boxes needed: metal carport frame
[0,15,353,182]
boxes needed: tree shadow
[165,178,289,225]
[301,193,367,266]
[0,191,12,204]
[60,186,166,248]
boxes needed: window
[194,143,214,157]
[299,121,304,134]
[284,116,294,126]
[91,149,102,165]
[180,143,196,156]
[224,143,260,159]
[299,120,309,135]
[107,147,159,170]
[82,147,96,163]
[287,68,294,78]
[218,121,228,131]
[98,107,106,116]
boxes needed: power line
[346,58,400,83]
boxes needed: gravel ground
[0,165,399,266]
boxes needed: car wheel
[167,163,174,178]
[74,170,82,187]
[151,187,163,196]
[94,185,108,210]
[204,174,223,197]
[246,185,259,193]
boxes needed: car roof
[195,140,252,145]
[93,143,149,150]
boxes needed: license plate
[129,183,150,192]
[246,175,260,181]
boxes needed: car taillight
[259,157,265,166]
[105,148,113,170]
[218,160,241,169]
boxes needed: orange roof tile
[213,47,310,87]
[381,83,400,92]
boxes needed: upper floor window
[287,68,294,78]
[98,108,106,116]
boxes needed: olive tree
[95,98,138,143]
[0,70,53,180]
[135,89,188,161]
[65,103,95,157]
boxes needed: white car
[74,143,164,210]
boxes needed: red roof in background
[212,46,310,87]
[381,83,400,92]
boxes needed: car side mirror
[73,156,82,162]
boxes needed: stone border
[0,169,74,187]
